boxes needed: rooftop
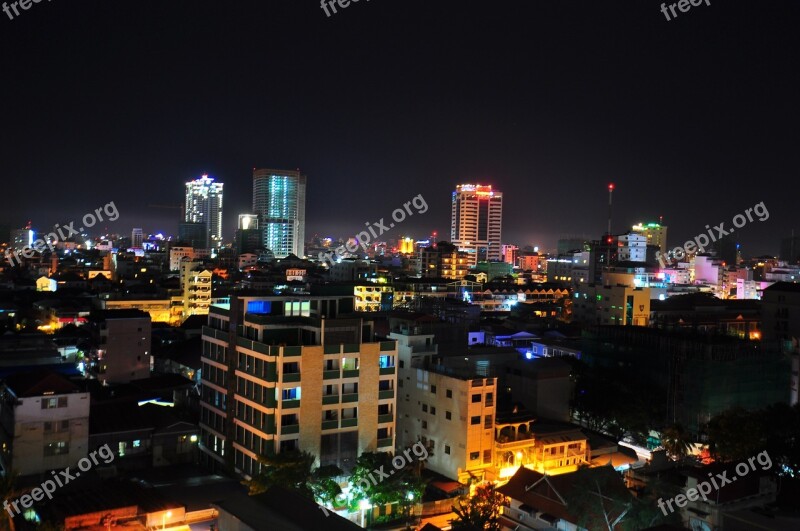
[3,369,80,397]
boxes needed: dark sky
[1,0,798,255]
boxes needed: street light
[359,500,372,528]
[162,510,172,530]
[404,492,416,530]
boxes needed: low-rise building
[0,371,90,476]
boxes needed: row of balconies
[319,390,395,405]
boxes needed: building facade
[252,169,307,258]
[90,309,152,384]
[392,329,496,483]
[632,222,668,255]
[0,371,90,476]
[199,295,398,477]
[450,184,503,265]
[185,174,225,248]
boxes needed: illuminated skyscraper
[252,169,306,258]
[450,184,503,264]
[185,174,224,248]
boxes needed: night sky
[1,0,799,255]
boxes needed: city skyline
[1,1,798,256]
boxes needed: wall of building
[11,391,90,476]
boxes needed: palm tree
[660,424,693,460]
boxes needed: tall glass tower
[252,169,306,258]
[185,174,224,248]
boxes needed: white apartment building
[392,329,496,483]
[617,233,648,263]
[0,371,90,476]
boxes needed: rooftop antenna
[605,183,615,283]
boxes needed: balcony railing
[323,370,340,380]
[342,369,359,378]
[341,393,359,403]
[281,424,299,435]
[282,373,301,383]
[379,367,396,376]
[282,399,300,409]
[340,418,358,428]
[495,438,536,451]
[322,395,339,405]
[377,437,394,448]
[322,420,339,430]
[378,414,394,424]
[378,390,394,400]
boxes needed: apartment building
[89,309,151,384]
[0,371,90,476]
[392,328,496,483]
[181,260,213,318]
[200,295,398,477]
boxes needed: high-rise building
[450,184,503,265]
[199,295,397,475]
[131,228,144,249]
[252,169,307,258]
[632,222,668,255]
[185,174,224,248]
[12,225,35,251]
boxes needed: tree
[705,407,765,461]
[660,423,693,460]
[705,402,800,476]
[246,450,315,497]
[564,467,636,531]
[450,484,505,531]
[348,448,428,511]
[310,464,343,507]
